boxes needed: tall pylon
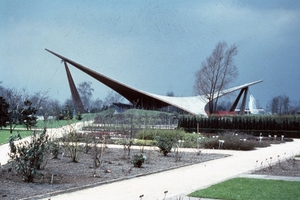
[64,61,86,114]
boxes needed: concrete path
[1,136,299,200]
[0,121,88,166]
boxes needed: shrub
[76,132,111,141]
[48,139,60,159]
[76,112,82,120]
[136,129,202,151]
[181,133,202,148]
[92,136,107,177]
[131,154,145,168]
[201,132,272,151]
[132,139,157,146]
[8,129,49,182]
[136,129,159,140]
[201,138,219,149]
[61,128,82,162]
[156,135,175,156]
[136,129,187,140]
[115,138,133,158]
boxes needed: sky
[1,0,300,109]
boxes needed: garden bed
[252,156,300,177]
[0,145,228,200]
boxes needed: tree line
[0,81,125,131]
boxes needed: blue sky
[1,0,300,109]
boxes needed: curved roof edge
[46,48,263,116]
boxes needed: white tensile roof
[143,80,263,116]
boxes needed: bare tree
[90,98,103,113]
[64,98,75,114]
[166,91,174,97]
[269,96,279,114]
[0,87,24,133]
[267,95,290,115]
[282,95,290,114]
[77,81,94,111]
[217,100,232,111]
[29,91,49,119]
[104,90,124,106]
[0,81,3,93]
[289,100,300,114]
[0,87,24,109]
[194,41,238,114]
[48,99,62,117]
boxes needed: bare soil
[252,157,300,177]
[0,146,229,200]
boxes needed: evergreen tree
[0,96,9,128]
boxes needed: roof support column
[239,87,248,115]
[64,61,86,114]
[230,87,249,115]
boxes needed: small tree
[194,41,238,114]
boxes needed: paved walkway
[1,136,299,200]
[0,121,87,166]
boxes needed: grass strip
[189,177,300,200]
[0,130,33,145]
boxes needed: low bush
[136,129,160,140]
[156,135,175,156]
[153,129,185,155]
[76,132,111,140]
[201,138,256,150]
[201,132,271,151]
[136,129,203,151]
[131,154,145,167]
[132,139,157,146]
[8,129,49,182]
[136,129,200,140]
[61,129,83,162]
[48,139,60,159]
[181,133,202,148]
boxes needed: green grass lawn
[189,178,300,200]
[0,118,86,145]
[0,129,33,145]
[35,119,81,129]
[35,113,97,129]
